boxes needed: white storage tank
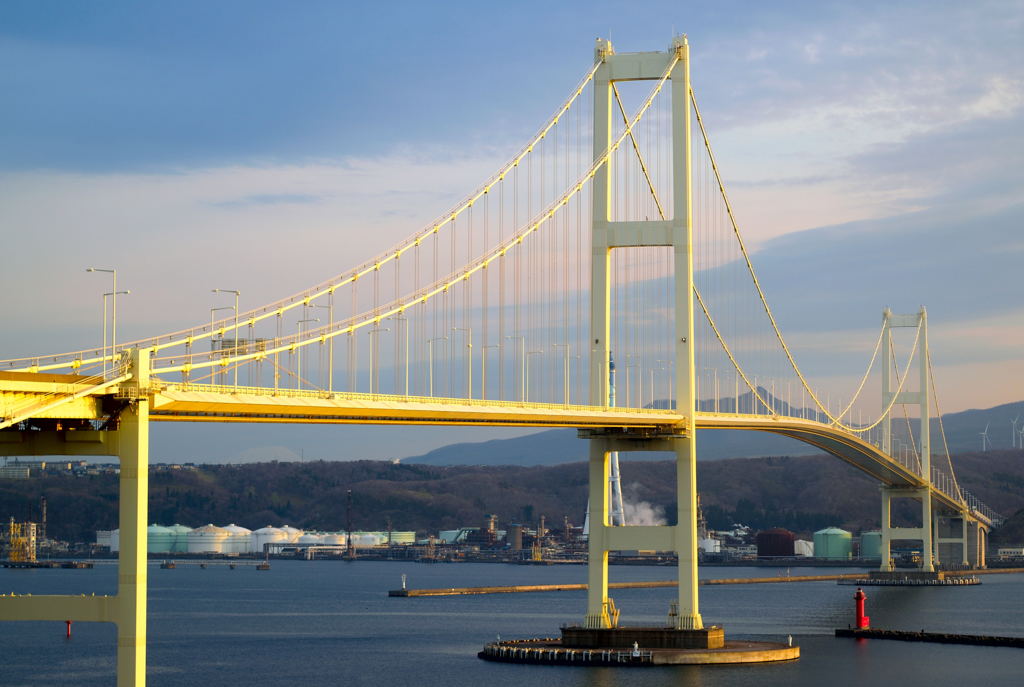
[148,524,175,553]
[353,533,384,548]
[187,524,230,554]
[252,526,288,554]
[222,524,253,554]
[322,533,346,546]
[298,533,324,546]
[794,539,814,557]
[110,528,120,553]
[280,525,303,543]
[168,524,193,553]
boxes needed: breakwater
[835,628,1024,648]
[388,568,1024,597]
[389,572,864,596]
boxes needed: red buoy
[65,620,72,639]
[854,587,870,629]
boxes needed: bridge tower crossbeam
[585,35,702,631]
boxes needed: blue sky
[1,1,1021,461]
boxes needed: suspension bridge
[0,36,1001,683]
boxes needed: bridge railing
[157,381,684,417]
[961,489,1002,526]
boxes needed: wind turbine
[1012,416,1020,449]
[980,422,991,452]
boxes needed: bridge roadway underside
[695,413,964,513]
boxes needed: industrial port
[7,509,1022,569]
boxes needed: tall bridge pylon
[879,308,935,572]
[584,36,703,630]
[878,308,988,571]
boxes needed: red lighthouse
[854,587,870,629]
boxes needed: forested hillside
[3,450,1022,545]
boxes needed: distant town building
[0,466,30,479]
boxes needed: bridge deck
[0,374,985,522]
[150,383,684,429]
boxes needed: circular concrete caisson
[479,638,799,666]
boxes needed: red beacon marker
[854,587,870,629]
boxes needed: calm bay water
[1,561,1021,686]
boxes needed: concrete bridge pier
[966,520,988,569]
[936,512,971,567]
[114,348,150,687]
[584,433,702,631]
[879,486,935,572]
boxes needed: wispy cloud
[210,193,323,208]
[0,149,507,354]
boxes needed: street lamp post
[99,290,130,377]
[210,306,236,385]
[658,360,672,410]
[307,303,333,390]
[481,344,500,401]
[526,350,543,403]
[86,268,119,376]
[386,316,409,396]
[327,291,335,392]
[451,327,472,399]
[212,289,241,388]
[296,318,320,390]
[427,337,447,397]
[505,336,525,402]
[624,361,641,409]
[368,327,390,394]
[553,344,571,405]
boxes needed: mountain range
[406,397,1024,466]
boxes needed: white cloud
[802,41,822,64]
[960,76,1024,120]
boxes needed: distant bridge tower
[877,308,988,572]
[878,308,935,572]
[585,35,703,630]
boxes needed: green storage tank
[860,531,882,559]
[147,524,175,553]
[813,527,852,560]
